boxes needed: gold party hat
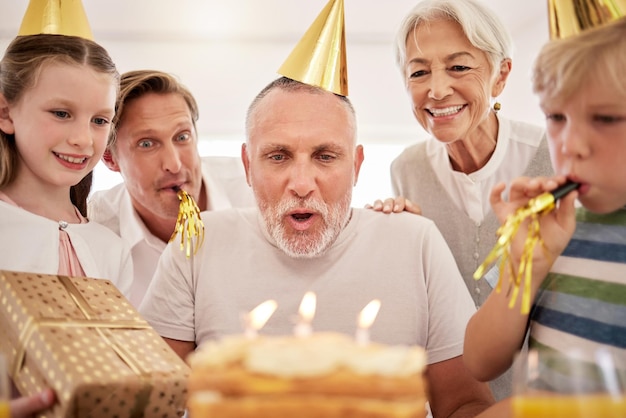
[278,0,348,96]
[18,0,94,40]
[548,0,626,39]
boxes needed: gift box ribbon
[11,275,152,377]
[9,275,155,416]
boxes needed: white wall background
[0,0,550,207]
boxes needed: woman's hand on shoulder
[364,196,422,215]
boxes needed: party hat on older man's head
[277,0,348,96]
[18,0,94,40]
[548,0,626,39]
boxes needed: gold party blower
[169,186,205,258]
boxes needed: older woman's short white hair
[395,0,513,79]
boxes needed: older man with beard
[139,77,494,418]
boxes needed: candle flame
[298,291,316,322]
[358,299,381,329]
[249,299,278,330]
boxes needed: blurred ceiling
[0,0,551,145]
[1,1,547,43]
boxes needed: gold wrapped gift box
[0,270,189,418]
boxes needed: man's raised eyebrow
[121,126,157,139]
[127,121,192,137]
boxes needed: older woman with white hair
[389,0,554,400]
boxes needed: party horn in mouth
[474,180,580,313]
[169,186,205,258]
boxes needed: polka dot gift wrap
[0,271,189,418]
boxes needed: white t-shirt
[139,208,476,365]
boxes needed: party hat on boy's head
[548,0,626,39]
[18,0,94,40]
[277,0,348,96]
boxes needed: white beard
[258,193,352,259]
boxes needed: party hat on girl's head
[277,0,348,96]
[18,0,93,40]
[548,0,626,39]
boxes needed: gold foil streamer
[473,193,557,314]
[18,0,94,40]
[170,188,205,258]
[277,0,348,96]
[548,0,626,40]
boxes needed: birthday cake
[187,332,427,418]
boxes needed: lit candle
[242,299,277,339]
[294,291,316,338]
[355,299,381,346]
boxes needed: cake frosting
[189,332,426,378]
[187,332,428,418]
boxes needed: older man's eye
[318,154,335,161]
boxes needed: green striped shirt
[527,208,626,393]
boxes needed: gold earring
[493,102,501,113]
